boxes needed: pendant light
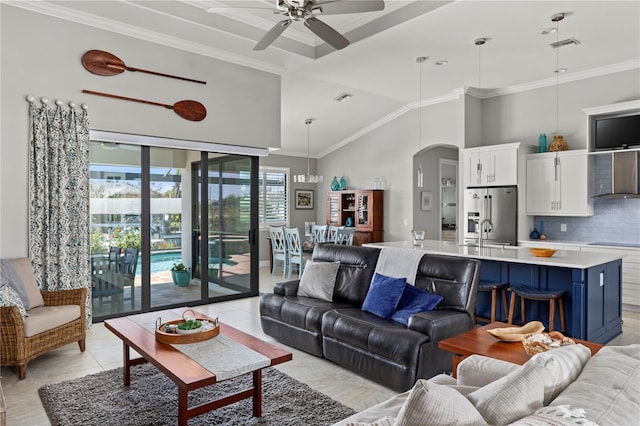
[475,37,487,90]
[416,56,427,188]
[549,12,569,151]
[294,118,323,183]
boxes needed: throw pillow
[511,405,599,426]
[395,379,488,426]
[361,273,406,319]
[390,284,444,325]
[530,343,591,405]
[467,357,550,425]
[346,416,395,426]
[297,260,340,301]
[8,258,44,309]
[0,281,28,317]
[0,259,31,309]
[457,354,521,387]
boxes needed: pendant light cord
[555,20,560,135]
[306,119,311,176]
[419,61,423,151]
[478,43,482,89]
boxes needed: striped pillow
[395,379,487,425]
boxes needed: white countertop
[364,240,624,269]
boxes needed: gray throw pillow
[0,281,28,317]
[297,260,340,301]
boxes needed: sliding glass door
[90,142,258,321]
[192,154,256,299]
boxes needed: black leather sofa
[259,244,481,391]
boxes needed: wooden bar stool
[476,281,510,324]
[508,285,568,332]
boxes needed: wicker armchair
[0,287,87,379]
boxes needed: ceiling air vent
[334,93,353,102]
[550,37,581,49]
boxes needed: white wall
[316,71,639,244]
[317,100,460,242]
[0,5,281,258]
[481,70,640,149]
[258,154,320,261]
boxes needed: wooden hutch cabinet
[326,190,383,245]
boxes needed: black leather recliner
[259,244,480,391]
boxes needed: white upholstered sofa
[334,343,639,426]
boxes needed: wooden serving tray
[155,317,219,344]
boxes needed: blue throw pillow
[362,273,407,319]
[391,284,444,326]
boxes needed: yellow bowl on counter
[529,248,557,257]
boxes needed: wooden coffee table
[438,322,604,377]
[105,309,292,426]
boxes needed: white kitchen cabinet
[526,150,593,216]
[463,143,519,187]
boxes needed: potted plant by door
[171,263,191,287]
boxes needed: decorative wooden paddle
[82,90,207,122]
[82,50,206,85]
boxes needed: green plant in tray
[177,319,201,330]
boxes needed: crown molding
[319,60,639,157]
[5,0,287,75]
[487,60,640,98]
[317,91,459,158]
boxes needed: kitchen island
[365,240,623,344]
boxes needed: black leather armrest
[273,280,300,296]
[407,309,474,341]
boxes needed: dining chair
[311,225,327,243]
[284,227,304,278]
[119,248,138,309]
[269,226,288,278]
[107,246,121,271]
[327,225,343,243]
[335,227,355,245]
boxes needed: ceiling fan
[207,0,385,51]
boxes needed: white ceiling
[21,0,640,158]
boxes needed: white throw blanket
[374,247,425,285]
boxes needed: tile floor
[2,266,639,426]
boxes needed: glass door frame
[191,152,259,303]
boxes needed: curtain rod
[25,94,88,110]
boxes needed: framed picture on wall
[420,191,433,211]
[295,189,314,209]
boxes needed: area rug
[39,364,356,426]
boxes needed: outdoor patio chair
[0,258,87,380]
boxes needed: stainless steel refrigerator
[463,186,517,246]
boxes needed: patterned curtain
[28,98,92,322]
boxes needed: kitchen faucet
[478,218,493,249]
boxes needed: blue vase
[345,217,354,227]
[339,176,347,190]
[529,228,540,239]
[330,177,340,191]
[539,134,547,153]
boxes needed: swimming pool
[139,251,183,275]
[137,251,236,275]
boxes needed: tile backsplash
[533,153,640,244]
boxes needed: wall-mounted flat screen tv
[593,113,640,151]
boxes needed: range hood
[593,151,640,199]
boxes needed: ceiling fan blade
[304,16,349,49]
[312,0,385,15]
[206,1,277,13]
[254,19,292,51]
